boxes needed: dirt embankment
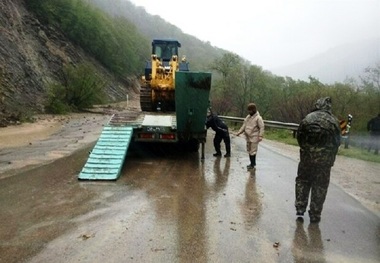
[0,0,136,126]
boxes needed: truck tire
[140,84,153,112]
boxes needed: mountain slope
[270,38,380,83]
[0,0,137,125]
[88,0,228,71]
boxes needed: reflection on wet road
[292,219,326,263]
[0,134,379,263]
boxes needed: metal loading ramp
[78,125,133,180]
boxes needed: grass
[337,146,380,163]
[264,129,380,164]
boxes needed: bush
[45,63,106,113]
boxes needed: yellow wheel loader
[140,39,189,112]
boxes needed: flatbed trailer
[78,71,211,181]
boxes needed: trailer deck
[78,112,178,180]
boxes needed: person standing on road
[295,97,341,223]
[236,103,265,170]
[367,113,380,155]
[206,109,231,157]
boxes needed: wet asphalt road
[0,134,379,263]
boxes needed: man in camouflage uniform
[295,97,341,223]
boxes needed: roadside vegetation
[264,129,380,164]
[209,54,380,161]
[45,63,106,114]
[210,53,380,134]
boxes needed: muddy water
[0,146,97,262]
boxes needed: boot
[247,155,256,169]
[251,154,256,166]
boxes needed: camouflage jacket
[297,108,341,166]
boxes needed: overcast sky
[129,0,380,70]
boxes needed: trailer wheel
[187,139,200,152]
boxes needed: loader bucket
[175,71,212,134]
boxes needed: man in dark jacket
[295,97,341,223]
[367,113,380,155]
[206,110,231,157]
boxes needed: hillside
[271,38,380,84]
[88,0,228,71]
[0,0,138,126]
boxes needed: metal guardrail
[219,115,299,131]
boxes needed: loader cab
[144,39,189,80]
[152,39,180,62]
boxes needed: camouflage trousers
[295,162,332,217]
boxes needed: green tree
[360,63,380,114]
[45,63,106,113]
[209,53,242,115]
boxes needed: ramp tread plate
[80,167,120,174]
[88,154,125,160]
[85,159,123,164]
[78,173,120,180]
[102,128,132,131]
[99,135,132,139]
[103,125,133,129]
[98,138,130,141]
[91,149,127,155]
[83,163,122,169]
[99,134,132,139]
[94,145,129,150]
[101,130,133,134]
[97,139,131,143]
[98,138,131,142]
[93,146,128,151]
[103,127,133,132]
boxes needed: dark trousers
[214,132,231,154]
[295,162,331,217]
[368,133,379,154]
